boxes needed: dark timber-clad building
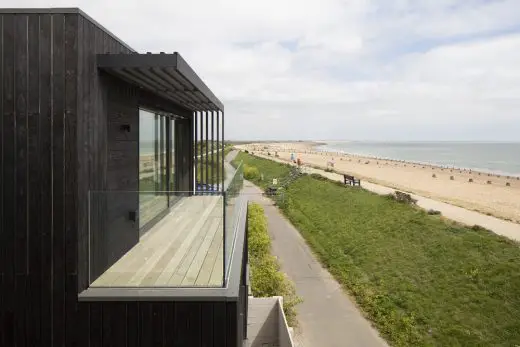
[0,8,249,347]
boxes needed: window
[139,109,172,228]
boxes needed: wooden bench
[343,174,360,186]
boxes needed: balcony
[86,163,244,289]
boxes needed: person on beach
[291,152,295,162]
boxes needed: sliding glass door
[139,109,175,229]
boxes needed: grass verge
[248,202,302,327]
[236,151,520,346]
[232,153,293,189]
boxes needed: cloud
[6,0,520,140]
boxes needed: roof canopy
[97,52,223,111]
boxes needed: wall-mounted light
[128,210,138,222]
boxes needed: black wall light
[128,210,138,222]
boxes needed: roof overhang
[97,52,224,112]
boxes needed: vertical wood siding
[0,11,241,347]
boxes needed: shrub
[248,204,271,257]
[243,164,260,180]
[471,225,492,233]
[248,203,302,326]
[394,191,418,205]
[427,209,441,215]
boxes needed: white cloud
[7,0,520,140]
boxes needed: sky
[8,0,520,141]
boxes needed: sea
[317,141,520,177]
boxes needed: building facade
[0,8,248,347]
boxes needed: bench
[343,174,360,186]
[265,186,278,196]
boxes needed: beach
[240,142,520,224]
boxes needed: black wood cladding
[0,12,239,347]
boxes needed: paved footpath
[243,182,389,347]
[251,153,520,242]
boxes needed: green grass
[139,174,172,192]
[196,144,235,184]
[237,151,520,346]
[232,152,293,189]
[224,144,234,157]
[196,153,228,184]
[195,141,232,156]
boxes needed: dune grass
[235,151,520,346]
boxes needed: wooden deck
[91,195,225,287]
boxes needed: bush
[232,152,294,189]
[471,225,492,233]
[243,164,260,180]
[394,191,418,205]
[248,203,302,326]
[248,204,271,257]
[427,209,441,215]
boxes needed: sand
[240,142,520,224]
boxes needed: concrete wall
[247,296,294,347]
[277,297,295,347]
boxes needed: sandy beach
[240,142,520,224]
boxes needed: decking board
[182,218,222,286]
[209,240,225,286]
[195,222,224,286]
[90,196,224,287]
[154,197,222,286]
[90,199,190,286]
[165,217,215,286]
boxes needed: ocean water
[318,142,520,177]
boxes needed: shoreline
[314,143,520,179]
[242,142,520,224]
[256,141,520,181]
